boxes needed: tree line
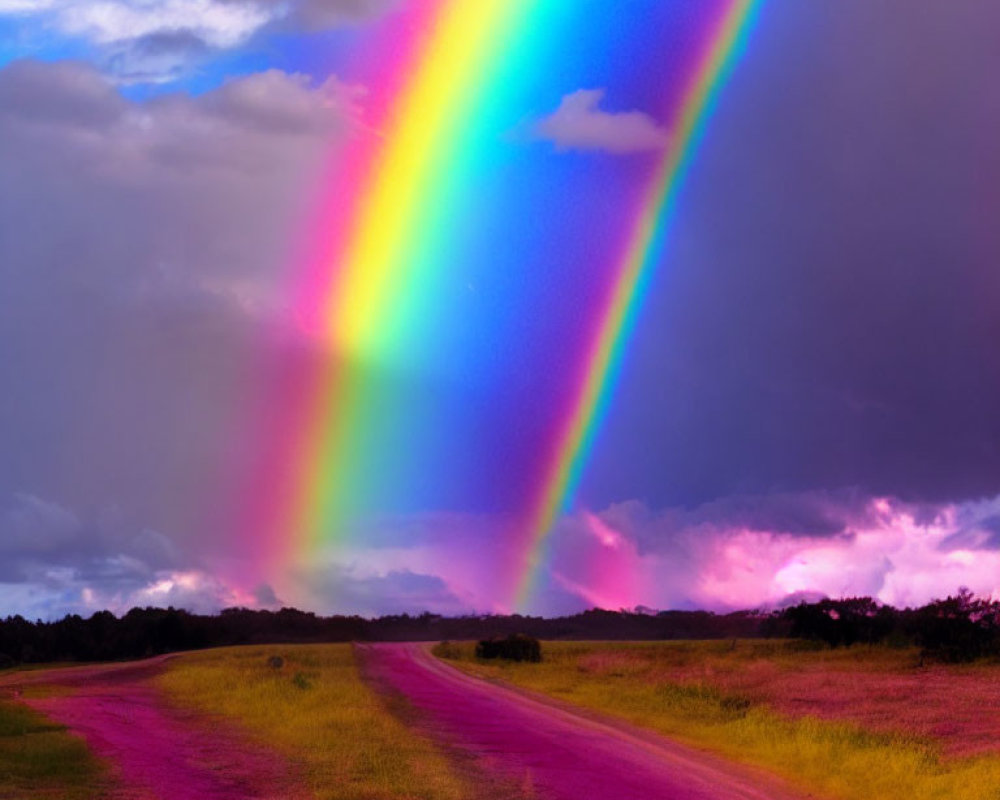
[1,590,996,667]
[772,589,1000,662]
[0,606,761,666]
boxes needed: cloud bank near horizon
[5,490,1000,620]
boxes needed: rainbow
[294,1,516,549]
[246,0,539,577]
[237,0,760,607]
[512,0,761,609]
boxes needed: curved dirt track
[1,658,309,800]
[360,643,812,800]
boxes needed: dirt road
[1,658,308,800]
[360,643,811,800]
[4,646,814,800]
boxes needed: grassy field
[0,698,108,800]
[434,639,1000,800]
[158,644,472,800]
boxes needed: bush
[913,590,1000,662]
[779,589,1000,662]
[475,634,542,663]
[784,597,893,648]
[432,640,464,660]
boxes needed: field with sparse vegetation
[158,643,471,800]
[0,697,107,800]
[434,639,1000,800]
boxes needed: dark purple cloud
[585,0,1000,509]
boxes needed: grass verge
[158,644,471,800]
[0,699,107,800]
[433,640,1000,800]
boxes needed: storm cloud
[585,0,1000,510]
[0,59,348,601]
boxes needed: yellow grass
[434,640,1000,800]
[158,644,471,800]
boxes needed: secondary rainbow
[513,0,761,609]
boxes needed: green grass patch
[0,699,107,800]
[158,644,472,800]
[434,640,1000,800]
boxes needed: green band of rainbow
[513,0,761,609]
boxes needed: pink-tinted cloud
[262,492,1000,616]
[569,494,1000,611]
[6,488,1000,619]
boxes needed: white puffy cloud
[57,0,272,48]
[1,0,390,44]
[535,88,669,154]
[0,0,58,11]
[0,0,392,81]
[3,1,389,44]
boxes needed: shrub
[433,641,464,660]
[913,590,1000,662]
[475,634,542,663]
[784,597,893,648]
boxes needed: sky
[2,0,1000,619]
